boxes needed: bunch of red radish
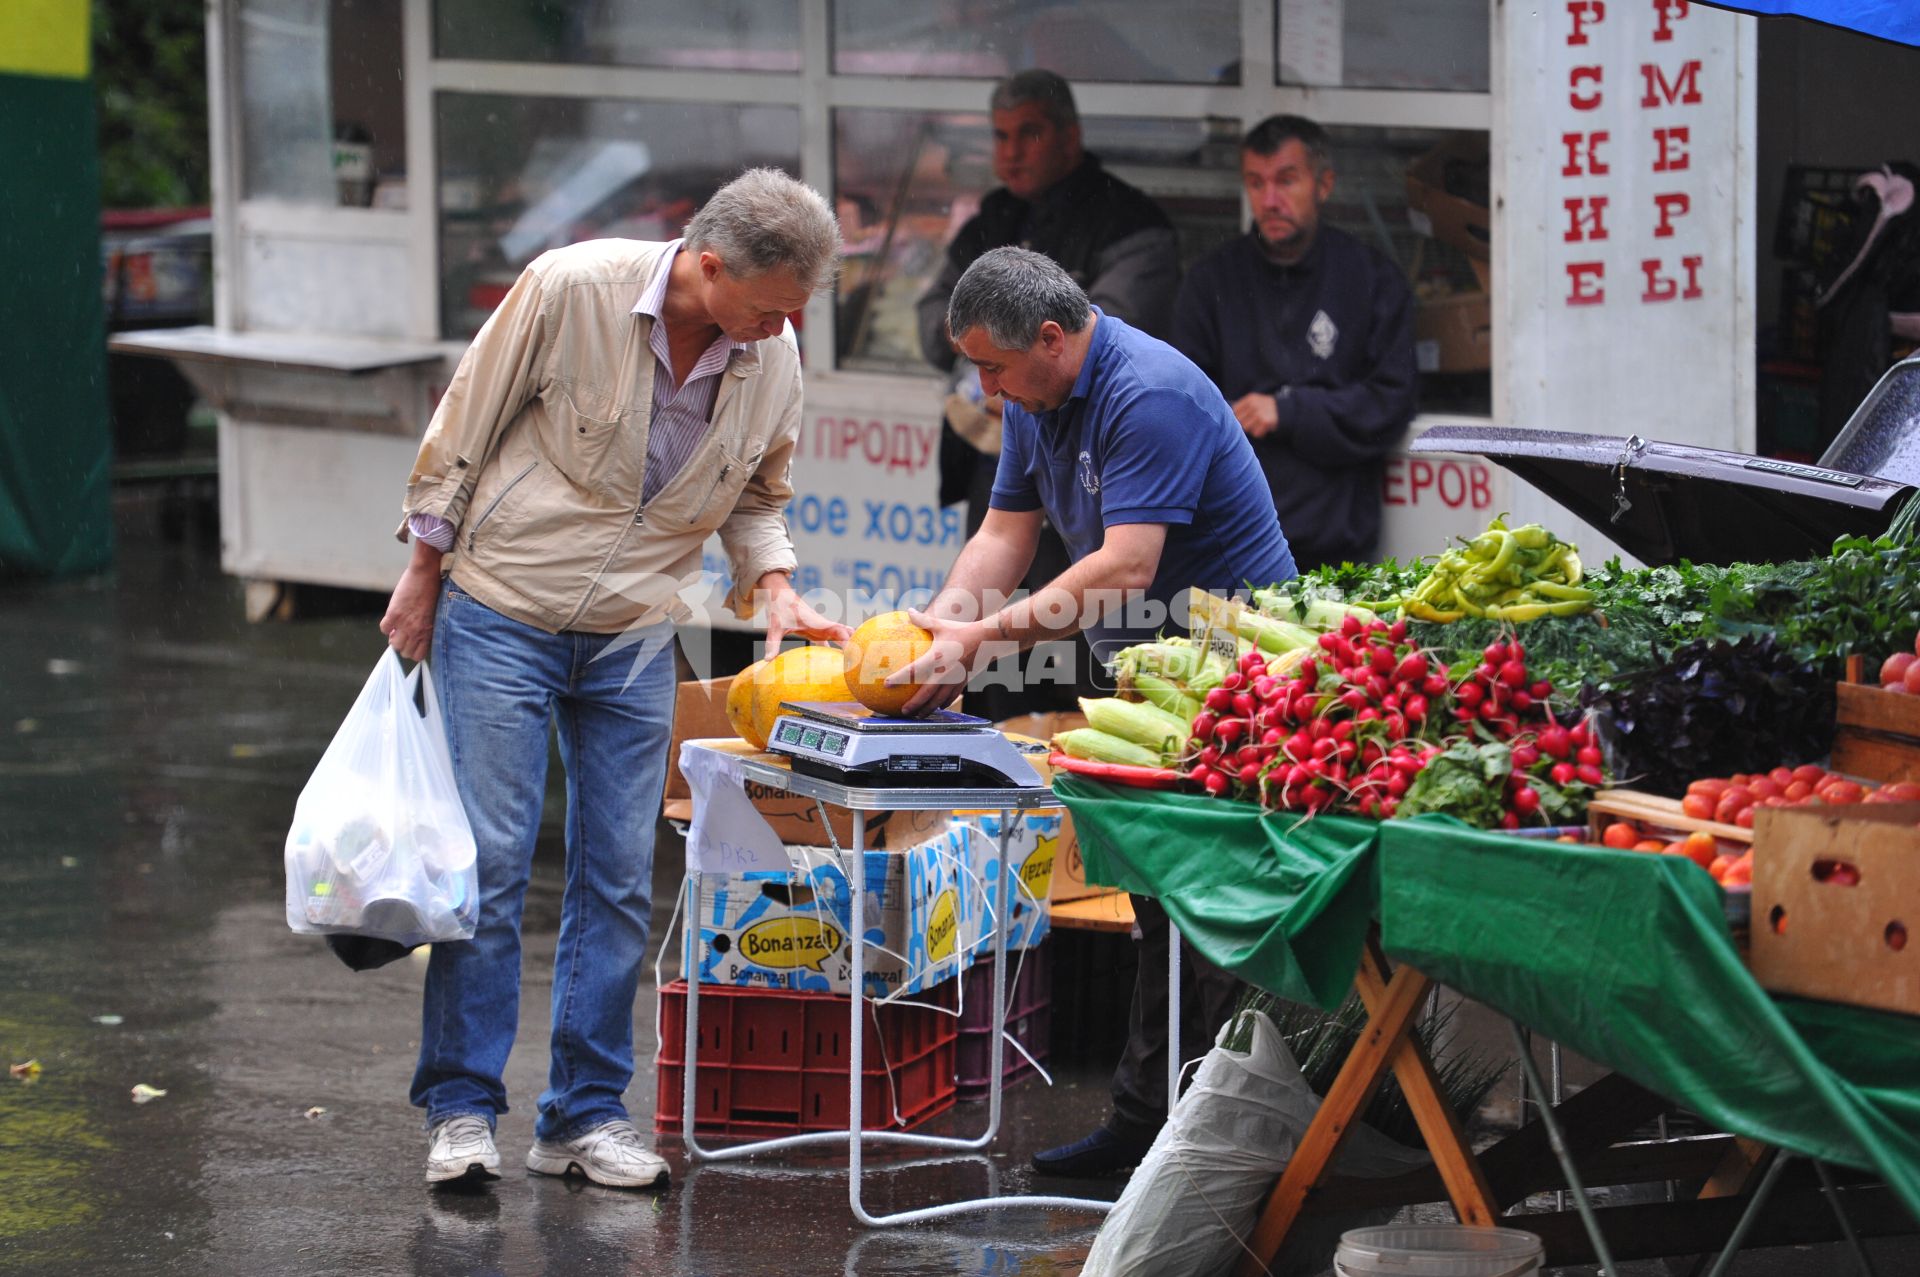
[1185,616,1449,816]
[1448,637,1604,825]
[1182,622,1611,828]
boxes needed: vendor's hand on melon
[888,610,980,717]
[844,610,959,717]
[755,570,852,659]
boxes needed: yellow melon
[844,611,935,716]
[746,645,854,747]
[726,658,770,748]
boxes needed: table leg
[675,794,1108,1224]
[1356,942,1498,1228]
[1234,950,1436,1277]
[1168,907,1183,1113]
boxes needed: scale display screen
[774,719,848,756]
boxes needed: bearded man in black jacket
[1172,114,1418,571]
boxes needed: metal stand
[677,745,1112,1227]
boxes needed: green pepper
[1525,580,1597,602]
[1485,598,1594,621]
[1512,524,1552,551]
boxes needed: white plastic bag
[1083,1011,1430,1277]
[284,651,478,947]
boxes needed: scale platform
[765,701,1043,790]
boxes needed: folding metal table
[677,741,1151,1227]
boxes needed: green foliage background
[94,0,208,209]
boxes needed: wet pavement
[2,492,1911,1275]
[0,494,1116,1275]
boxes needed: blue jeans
[411,583,677,1141]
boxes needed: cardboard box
[1750,803,1920,1017]
[1414,289,1491,374]
[953,809,1062,952]
[687,827,977,998]
[992,712,1102,902]
[663,677,943,850]
[1405,136,1490,262]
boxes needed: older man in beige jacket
[379,169,845,1192]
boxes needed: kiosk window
[833,110,1242,374]
[833,0,1241,84]
[437,94,800,339]
[1277,0,1489,92]
[237,0,407,207]
[434,0,801,72]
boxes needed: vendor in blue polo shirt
[892,245,1298,1178]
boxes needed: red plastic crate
[655,979,958,1138]
[956,943,1053,1100]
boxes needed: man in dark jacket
[917,69,1178,715]
[1171,115,1418,570]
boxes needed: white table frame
[677,744,1160,1227]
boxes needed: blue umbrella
[1704,2,1920,46]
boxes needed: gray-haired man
[382,168,847,1190]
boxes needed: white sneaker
[525,1119,669,1189]
[425,1114,501,1184]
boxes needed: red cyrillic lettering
[1382,459,1407,506]
[1563,195,1611,243]
[1640,60,1702,108]
[1570,65,1604,110]
[1408,459,1435,503]
[1653,125,1691,172]
[1566,261,1606,306]
[1567,0,1605,44]
[1469,467,1492,510]
[1438,463,1467,509]
[1641,257,1702,302]
[1561,130,1612,178]
[1652,192,1691,238]
[1652,0,1689,41]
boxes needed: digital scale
[764,701,1043,789]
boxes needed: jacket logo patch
[1078,450,1101,496]
[1308,310,1338,360]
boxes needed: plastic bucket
[1334,1225,1544,1276]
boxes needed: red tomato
[1823,780,1866,805]
[1687,777,1731,798]
[1768,766,1795,788]
[1905,661,1920,695]
[1681,793,1716,820]
[1792,764,1827,785]
[1735,806,1757,829]
[1748,777,1781,800]
[1883,652,1916,686]
[1783,780,1814,802]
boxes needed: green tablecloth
[1055,774,1920,1220]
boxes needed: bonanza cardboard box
[686,826,975,998]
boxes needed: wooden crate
[1587,789,1753,847]
[1749,803,1920,1017]
[1833,655,1920,784]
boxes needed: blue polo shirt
[989,310,1297,649]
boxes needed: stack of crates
[955,944,1053,1100]
[655,980,958,1138]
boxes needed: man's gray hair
[989,68,1079,131]
[683,167,842,289]
[947,246,1091,351]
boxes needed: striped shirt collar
[632,239,745,358]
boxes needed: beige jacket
[398,240,800,634]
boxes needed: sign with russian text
[1501,1,1753,454]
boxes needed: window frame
[218,0,1492,369]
